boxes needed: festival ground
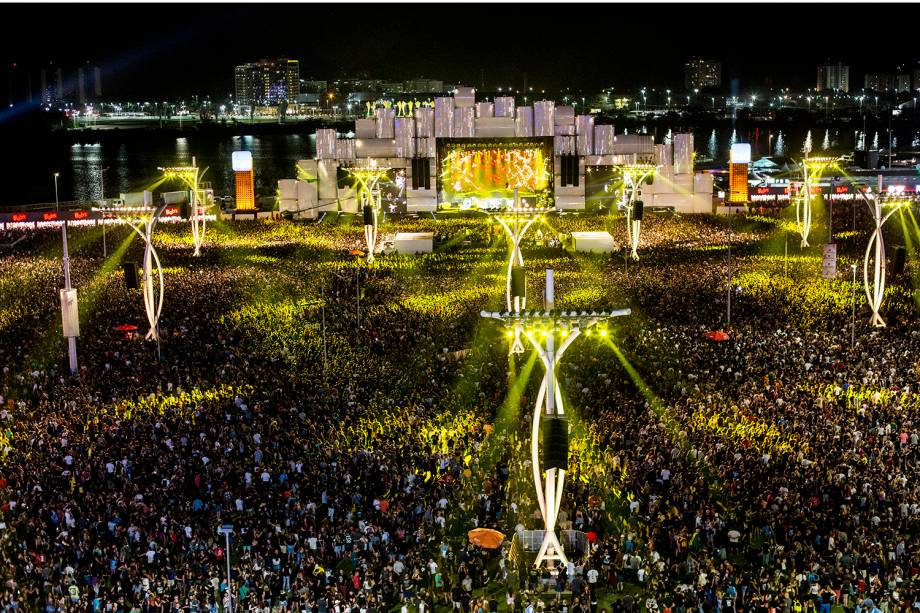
[0,209,917,612]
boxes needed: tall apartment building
[234,58,300,106]
[817,61,849,92]
[684,59,721,91]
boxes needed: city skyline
[3,3,919,100]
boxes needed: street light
[218,525,234,611]
[851,263,857,349]
[100,167,109,257]
[53,172,60,211]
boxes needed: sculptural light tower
[481,270,630,567]
[491,189,545,353]
[855,191,915,327]
[160,158,211,257]
[616,164,657,260]
[795,156,838,248]
[346,160,391,264]
[94,202,168,355]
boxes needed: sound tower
[421,158,430,189]
[362,204,374,226]
[570,155,579,187]
[411,158,420,190]
[510,266,526,299]
[893,246,906,274]
[541,415,569,471]
[633,200,645,221]
[122,262,138,290]
[560,155,570,186]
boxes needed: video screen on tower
[436,138,554,210]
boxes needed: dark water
[3,119,917,207]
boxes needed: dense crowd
[0,212,917,613]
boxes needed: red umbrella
[114,324,138,332]
[704,331,730,342]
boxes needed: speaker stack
[541,415,569,472]
[122,262,139,290]
[510,266,526,300]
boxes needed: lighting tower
[481,269,630,568]
[159,158,211,256]
[346,159,391,264]
[853,189,916,327]
[795,156,838,248]
[615,163,657,260]
[94,201,168,352]
[491,189,546,353]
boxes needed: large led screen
[436,138,554,209]
[338,167,408,215]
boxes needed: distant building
[684,59,721,91]
[816,61,849,92]
[865,73,896,92]
[403,78,444,94]
[896,73,911,93]
[914,69,920,92]
[76,63,101,106]
[301,80,327,94]
[40,64,63,104]
[234,59,299,106]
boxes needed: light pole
[100,167,108,257]
[60,217,78,374]
[53,172,60,211]
[218,525,234,612]
[850,263,857,349]
[727,208,733,328]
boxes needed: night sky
[3,2,918,99]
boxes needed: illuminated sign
[11,213,26,222]
[163,206,181,217]
[730,143,751,164]
[73,210,89,220]
[42,212,58,221]
[728,162,749,203]
[231,151,253,172]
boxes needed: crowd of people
[0,211,917,612]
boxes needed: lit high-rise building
[816,61,849,92]
[896,73,911,93]
[40,64,63,104]
[234,59,299,106]
[684,59,721,91]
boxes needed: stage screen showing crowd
[338,167,408,215]
[436,138,554,210]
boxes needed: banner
[822,244,837,279]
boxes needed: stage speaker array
[560,155,579,187]
[541,415,569,471]
[510,266,526,299]
[411,158,431,190]
[633,200,645,221]
[122,262,139,290]
[362,204,374,226]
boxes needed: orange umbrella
[468,528,505,549]
[350,249,365,256]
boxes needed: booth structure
[571,231,616,253]
[394,232,434,254]
[279,87,714,218]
